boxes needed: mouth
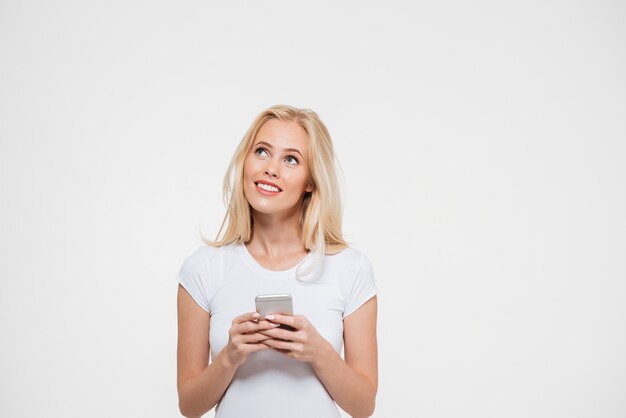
[254,181,282,193]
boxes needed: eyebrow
[254,141,303,158]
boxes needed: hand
[257,314,333,365]
[224,312,280,368]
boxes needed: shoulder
[320,246,375,290]
[179,243,241,278]
[318,246,378,317]
[325,246,373,271]
[180,244,220,269]
[176,244,240,312]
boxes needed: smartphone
[255,293,295,331]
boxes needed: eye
[254,147,269,157]
[285,155,299,165]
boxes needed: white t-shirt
[175,242,378,418]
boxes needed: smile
[255,182,282,194]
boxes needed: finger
[257,319,282,330]
[261,341,289,354]
[263,338,299,351]
[233,321,256,335]
[235,320,280,335]
[241,332,273,344]
[247,342,272,353]
[256,327,300,342]
[263,345,290,356]
[263,313,301,329]
[232,312,260,325]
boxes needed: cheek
[242,157,256,180]
[289,169,310,191]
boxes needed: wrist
[218,347,240,371]
[311,340,336,369]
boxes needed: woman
[175,105,378,418]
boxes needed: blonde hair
[200,105,348,278]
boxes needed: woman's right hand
[224,312,278,368]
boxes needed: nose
[264,163,279,178]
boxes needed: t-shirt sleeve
[175,247,211,314]
[344,253,378,318]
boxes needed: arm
[312,296,378,418]
[259,295,378,418]
[177,348,237,418]
[176,285,274,418]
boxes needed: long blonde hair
[200,105,348,277]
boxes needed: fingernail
[265,314,275,320]
[253,312,260,318]
[271,323,280,327]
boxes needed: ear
[305,183,313,193]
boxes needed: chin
[249,203,285,215]
[248,200,302,217]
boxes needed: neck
[246,205,306,257]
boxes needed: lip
[254,180,283,192]
[254,180,282,196]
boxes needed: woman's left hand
[257,314,333,365]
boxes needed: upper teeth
[258,183,280,192]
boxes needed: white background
[1,1,624,417]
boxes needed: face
[243,119,313,218]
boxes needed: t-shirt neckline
[237,242,310,280]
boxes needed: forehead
[254,119,309,153]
